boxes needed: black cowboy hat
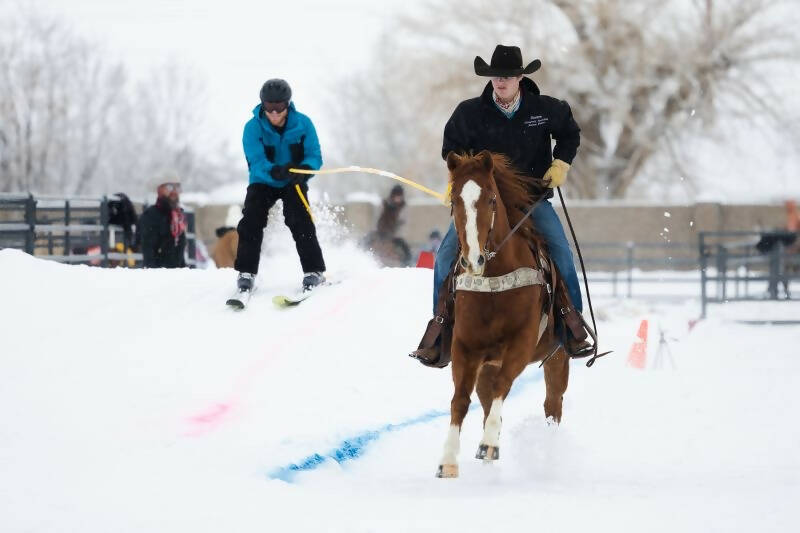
[474,45,541,77]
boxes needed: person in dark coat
[139,181,187,268]
[362,184,412,267]
[410,44,590,365]
[232,78,326,297]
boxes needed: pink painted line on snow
[182,276,385,438]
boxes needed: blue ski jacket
[242,102,322,187]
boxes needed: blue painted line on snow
[268,367,544,482]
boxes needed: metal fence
[0,193,197,267]
[699,230,800,318]
[578,241,700,298]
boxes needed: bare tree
[323,0,799,199]
[0,7,236,198]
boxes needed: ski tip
[272,295,291,307]
[272,294,304,307]
[226,298,245,310]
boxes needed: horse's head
[447,150,499,276]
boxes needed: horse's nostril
[459,256,468,268]
[477,255,485,266]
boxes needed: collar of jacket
[480,77,540,108]
[251,101,298,131]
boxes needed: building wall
[190,200,788,268]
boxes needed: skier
[229,78,326,306]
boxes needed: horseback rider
[232,78,327,297]
[410,44,592,366]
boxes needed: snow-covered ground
[1,245,798,533]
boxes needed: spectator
[139,180,187,268]
[362,184,412,266]
[376,184,406,237]
[422,229,443,255]
[107,192,138,252]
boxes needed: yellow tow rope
[289,166,447,203]
[293,184,314,222]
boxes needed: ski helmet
[260,79,292,103]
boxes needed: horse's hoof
[436,464,459,478]
[475,444,499,461]
[545,415,560,426]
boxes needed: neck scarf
[493,89,521,118]
[170,208,187,245]
[158,196,187,244]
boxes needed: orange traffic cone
[627,319,648,369]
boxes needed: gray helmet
[260,79,291,103]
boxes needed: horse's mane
[488,153,548,242]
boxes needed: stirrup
[567,339,594,359]
[409,346,449,369]
[577,315,612,367]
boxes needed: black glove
[288,164,312,186]
[270,164,291,182]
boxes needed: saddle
[409,245,592,368]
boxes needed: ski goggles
[262,101,289,114]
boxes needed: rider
[410,44,591,365]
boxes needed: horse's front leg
[477,336,532,462]
[437,343,480,478]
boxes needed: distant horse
[437,150,568,478]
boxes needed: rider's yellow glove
[444,181,453,206]
[544,159,570,188]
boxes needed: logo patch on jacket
[524,115,549,128]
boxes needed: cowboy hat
[474,45,541,77]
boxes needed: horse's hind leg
[437,346,480,479]
[543,346,569,424]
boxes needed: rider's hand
[270,164,291,182]
[288,164,312,186]
[544,159,570,188]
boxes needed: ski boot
[302,271,325,292]
[226,272,255,309]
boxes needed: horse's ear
[477,150,493,172]
[446,151,461,172]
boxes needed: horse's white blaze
[460,180,483,272]
[482,398,503,447]
[440,424,461,466]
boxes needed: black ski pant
[234,182,326,275]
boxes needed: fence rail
[699,230,800,317]
[577,241,699,298]
[0,193,196,268]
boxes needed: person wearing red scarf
[139,181,187,268]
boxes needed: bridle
[459,189,544,266]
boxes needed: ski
[226,288,254,310]
[272,281,339,308]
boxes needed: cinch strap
[455,267,547,293]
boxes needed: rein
[484,194,545,261]
[556,187,610,368]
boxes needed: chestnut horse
[437,150,569,478]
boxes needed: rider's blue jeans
[432,199,583,314]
